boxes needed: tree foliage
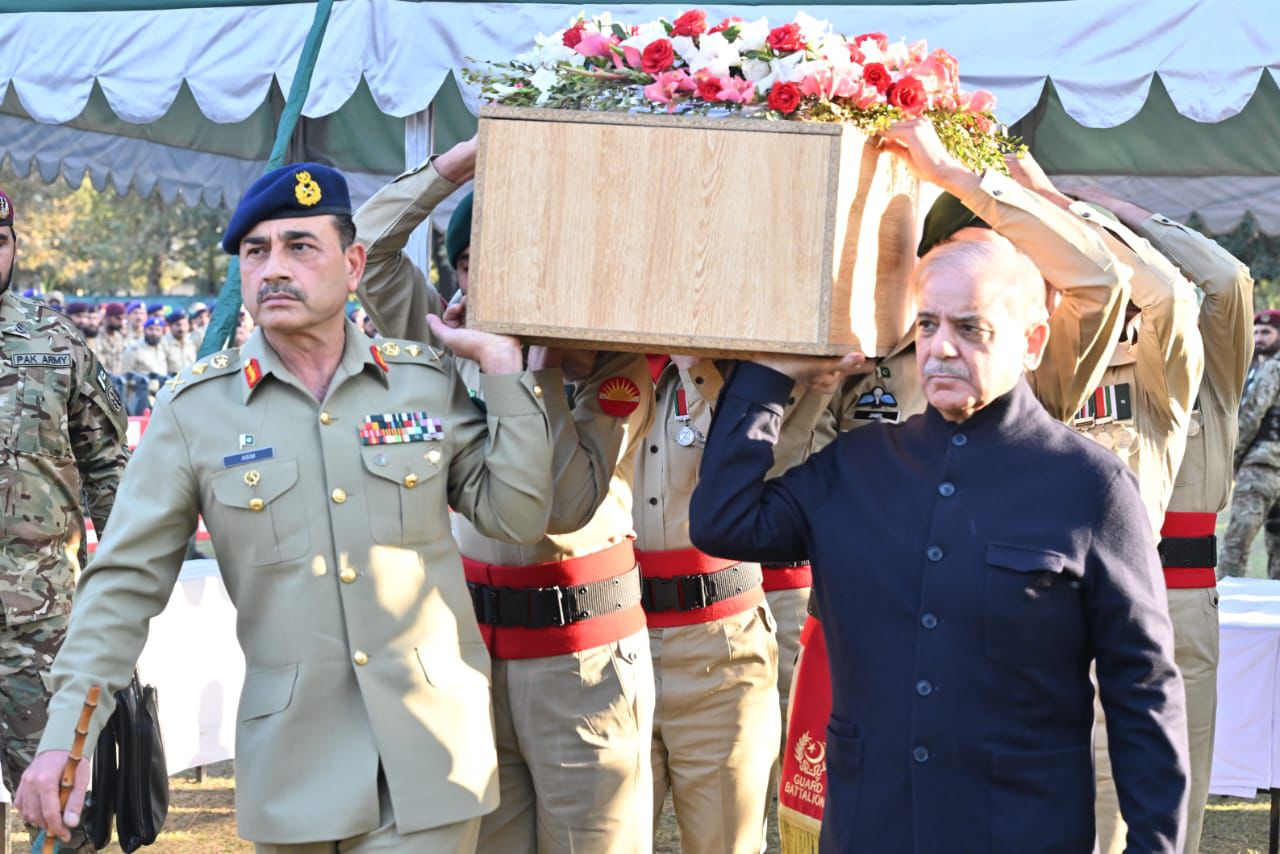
[1187,211,1280,309]
[2,163,229,296]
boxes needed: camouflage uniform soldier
[0,188,129,851]
[1220,310,1280,577]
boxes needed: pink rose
[863,62,892,94]
[888,75,928,115]
[964,89,997,114]
[574,33,617,58]
[852,32,888,52]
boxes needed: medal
[1187,414,1202,438]
[677,426,697,446]
[674,387,698,446]
[1092,430,1115,450]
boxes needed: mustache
[923,358,971,379]
[257,281,306,304]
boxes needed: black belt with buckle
[762,560,810,569]
[468,566,642,628]
[1157,535,1218,569]
[640,563,763,612]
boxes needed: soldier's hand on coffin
[528,345,597,381]
[434,135,478,185]
[442,295,467,328]
[877,118,972,191]
[426,314,523,374]
[15,749,89,842]
[753,352,871,393]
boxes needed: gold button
[403,473,419,489]
[339,568,357,584]
[319,411,332,425]
[533,384,544,398]
[353,650,369,666]
[249,498,265,513]
[331,488,347,504]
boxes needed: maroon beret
[1256,310,1280,330]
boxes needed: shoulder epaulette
[375,338,446,371]
[166,348,242,399]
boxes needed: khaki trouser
[1095,587,1217,854]
[478,628,654,854]
[650,603,781,854]
[255,776,480,854]
[766,587,811,732]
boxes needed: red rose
[766,23,805,54]
[709,16,742,35]
[767,82,802,114]
[641,38,676,74]
[888,75,927,115]
[562,21,586,48]
[863,62,891,93]
[847,43,865,64]
[671,10,707,38]
[853,31,889,51]
[696,73,722,101]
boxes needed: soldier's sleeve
[69,343,129,533]
[535,352,656,535]
[680,359,726,409]
[39,391,198,753]
[768,387,837,479]
[1139,214,1254,414]
[1236,359,1280,468]
[1099,220,1204,431]
[353,160,457,345]
[958,172,1130,420]
[445,367,554,545]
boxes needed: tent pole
[199,0,335,360]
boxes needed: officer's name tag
[223,447,275,468]
[14,353,72,367]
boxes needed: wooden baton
[41,685,100,854]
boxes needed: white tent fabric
[1056,174,1280,236]
[0,0,1276,129]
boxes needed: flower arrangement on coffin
[465,10,1025,173]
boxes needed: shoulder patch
[377,338,444,371]
[167,349,241,399]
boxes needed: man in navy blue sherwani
[689,237,1188,853]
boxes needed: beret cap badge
[0,195,10,221]
[294,170,322,207]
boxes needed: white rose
[529,65,560,103]
[620,20,668,53]
[793,11,829,47]
[681,32,741,78]
[884,40,911,69]
[735,17,771,53]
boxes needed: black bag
[84,674,169,852]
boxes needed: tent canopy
[1,0,1278,229]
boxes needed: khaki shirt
[41,323,554,843]
[1066,204,1204,534]
[1139,215,1253,513]
[0,289,128,625]
[837,171,1130,432]
[353,160,456,348]
[453,352,655,564]
[161,332,198,373]
[122,340,170,376]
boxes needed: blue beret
[147,303,165,315]
[166,309,187,323]
[222,162,352,254]
[125,300,145,313]
[144,317,166,329]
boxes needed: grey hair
[914,235,1049,325]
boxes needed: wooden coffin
[468,105,922,357]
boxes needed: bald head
[913,235,1052,422]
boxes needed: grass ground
[4,518,1276,852]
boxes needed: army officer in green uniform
[15,163,557,853]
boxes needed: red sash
[635,547,764,627]
[778,615,831,852]
[1159,511,1217,589]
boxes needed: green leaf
[611,23,628,40]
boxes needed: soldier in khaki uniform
[1010,176,1204,853]
[356,141,661,854]
[123,300,146,346]
[122,317,171,376]
[777,119,1132,851]
[0,188,128,854]
[161,309,198,372]
[94,302,129,376]
[1137,211,1253,853]
[16,164,556,853]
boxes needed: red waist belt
[635,547,764,627]
[761,561,813,591]
[1158,511,1217,589]
[463,539,646,659]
